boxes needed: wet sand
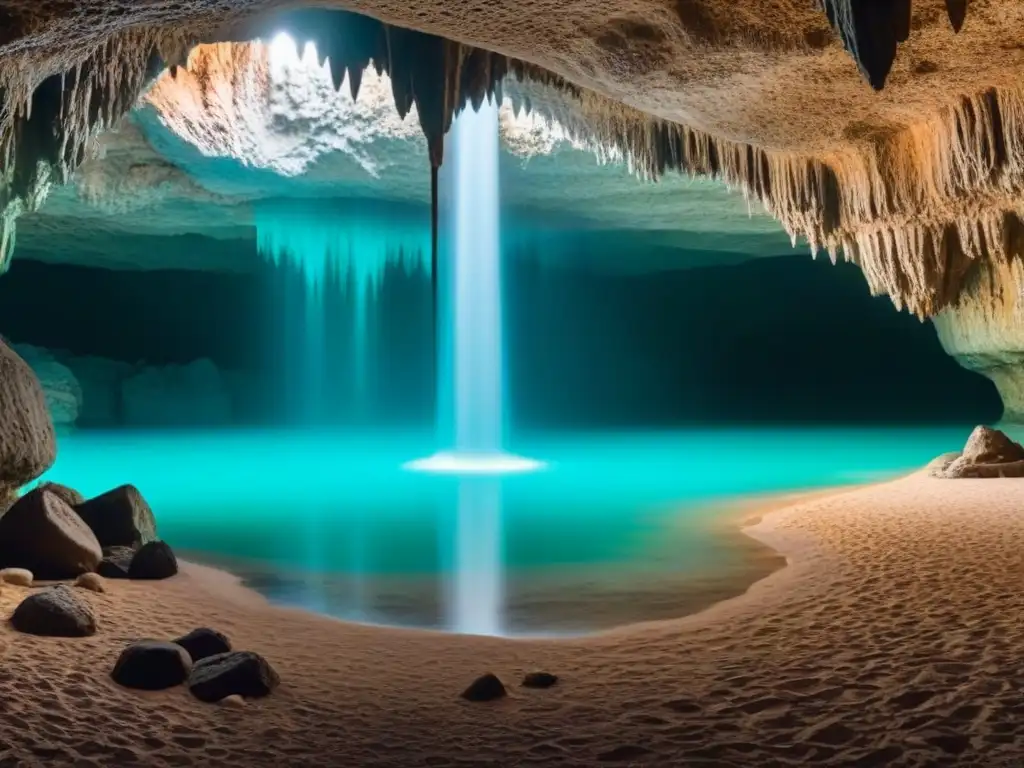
[0,471,1020,766]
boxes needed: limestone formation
[75,484,157,549]
[10,585,97,637]
[934,259,1024,424]
[1,2,1023,323]
[931,425,1024,478]
[0,489,102,579]
[0,338,56,496]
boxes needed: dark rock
[112,640,192,690]
[961,425,1024,464]
[0,489,101,579]
[188,651,280,703]
[74,484,156,549]
[36,481,85,507]
[461,673,507,701]
[98,546,135,579]
[521,672,558,689]
[0,338,56,495]
[10,585,96,637]
[172,627,232,663]
[128,540,178,580]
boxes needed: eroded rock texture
[930,425,1024,478]
[934,259,1024,423]
[0,1,1021,322]
[0,338,56,494]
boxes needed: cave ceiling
[2,1,1024,313]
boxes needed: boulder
[98,546,135,579]
[36,481,85,507]
[933,426,1024,478]
[172,628,232,663]
[0,339,56,496]
[74,572,106,593]
[128,540,178,580]
[74,484,156,549]
[0,567,33,587]
[187,651,280,703]
[461,673,507,702]
[112,640,192,690]
[10,585,96,636]
[961,425,1024,464]
[0,489,101,579]
[521,672,558,689]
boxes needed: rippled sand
[0,472,1019,766]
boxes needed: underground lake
[40,425,976,635]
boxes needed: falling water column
[452,100,502,636]
[453,102,503,455]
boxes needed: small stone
[461,673,507,702]
[219,694,246,709]
[74,484,156,549]
[188,651,280,703]
[98,546,135,579]
[0,567,33,587]
[521,672,559,689]
[74,572,106,593]
[128,540,178,580]
[172,628,232,663]
[10,585,96,637]
[112,640,192,690]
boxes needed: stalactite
[0,3,1004,322]
[817,0,913,90]
[0,27,190,273]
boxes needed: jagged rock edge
[0,7,1017,320]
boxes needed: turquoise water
[41,426,970,633]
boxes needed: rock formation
[933,259,1024,423]
[1,2,1024,324]
[0,338,56,501]
[0,488,102,579]
[930,425,1024,478]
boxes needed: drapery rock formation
[2,2,1024,320]
[933,259,1024,423]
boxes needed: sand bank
[0,471,1020,766]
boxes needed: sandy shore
[1,471,1021,766]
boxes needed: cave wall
[0,248,1000,430]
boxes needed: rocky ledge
[930,425,1024,479]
